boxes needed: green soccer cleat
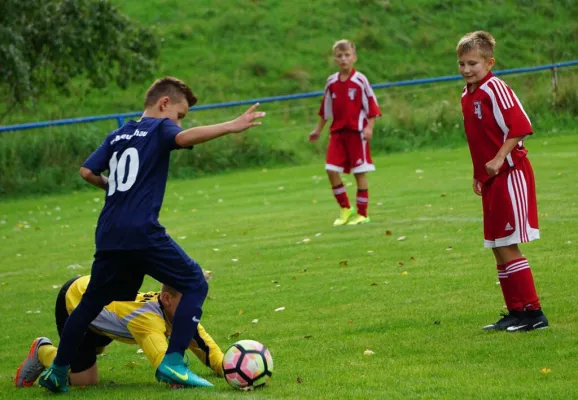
[347,214,370,225]
[15,337,52,387]
[38,363,69,393]
[333,207,352,227]
[156,353,213,388]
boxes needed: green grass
[1,134,577,399]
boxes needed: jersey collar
[339,68,356,82]
[467,71,493,92]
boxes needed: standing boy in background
[457,31,548,332]
[309,39,381,226]
[39,77,265,393]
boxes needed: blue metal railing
[1,60,577,134]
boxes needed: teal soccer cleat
[155,352,213,388]
[38,363,69,393]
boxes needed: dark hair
[144,77,197,108]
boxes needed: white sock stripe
[356,197,369,203]
[506,260,529,271]
[506,265,530,275]
[333,187,346,195]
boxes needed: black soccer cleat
[482,311,524,331]
[506,311,549,332]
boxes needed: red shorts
[325,131,375,174]
[481,157,539,248]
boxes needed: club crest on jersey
[348,88,357,100]
[474,101,482,119]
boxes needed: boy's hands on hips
[362,126,373,140]
[308,129,321,142]
[472,178,482,196]
[230,103,266,133]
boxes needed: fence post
[551,67,558,104]
[116,117,124,127]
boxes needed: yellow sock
[38,345,57,368]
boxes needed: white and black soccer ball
[222,340,273,390]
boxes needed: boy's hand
[308,129,320,142]
[229,103,266,133]
[485,156,504,177]
[473,178,482,196]
[362,126,373,141]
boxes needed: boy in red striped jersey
[457,31,548,332]
[309,39,381,226]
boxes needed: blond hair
[456,31,496,59]
[332,39,356,54]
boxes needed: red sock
[332,184,350,209]
[505,258,541,311]
[356,189,368,217]
[497,264,524,312]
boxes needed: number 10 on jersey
[108,147,139,196]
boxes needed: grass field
[1,133,577,399]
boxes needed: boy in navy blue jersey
[39,77,265,393]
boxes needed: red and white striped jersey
[461,71,533,184]
[318,68,381,133]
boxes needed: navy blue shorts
[83,237,205,307]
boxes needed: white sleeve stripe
[497,79,514,107]
[488,81,508,110]
[323,88,333,119]
[494,79,514,108]
[354,73,378,103]
[494,81,511,108]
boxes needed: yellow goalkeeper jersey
[65,275,223,376]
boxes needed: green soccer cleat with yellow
[347,214,370,225]
[156,352,213,388]
[38,363,69,393]
[333,207,352,227]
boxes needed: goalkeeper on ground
[15,275,224,388]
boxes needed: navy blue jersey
[83,118,188,250]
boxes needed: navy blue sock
[166,280,208,356]
[53,299,105,367]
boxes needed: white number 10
[108,147,139,196]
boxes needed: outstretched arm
[175,103,266,148]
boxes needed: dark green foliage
[0,0,159,121]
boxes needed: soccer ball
[222,340,273,390]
